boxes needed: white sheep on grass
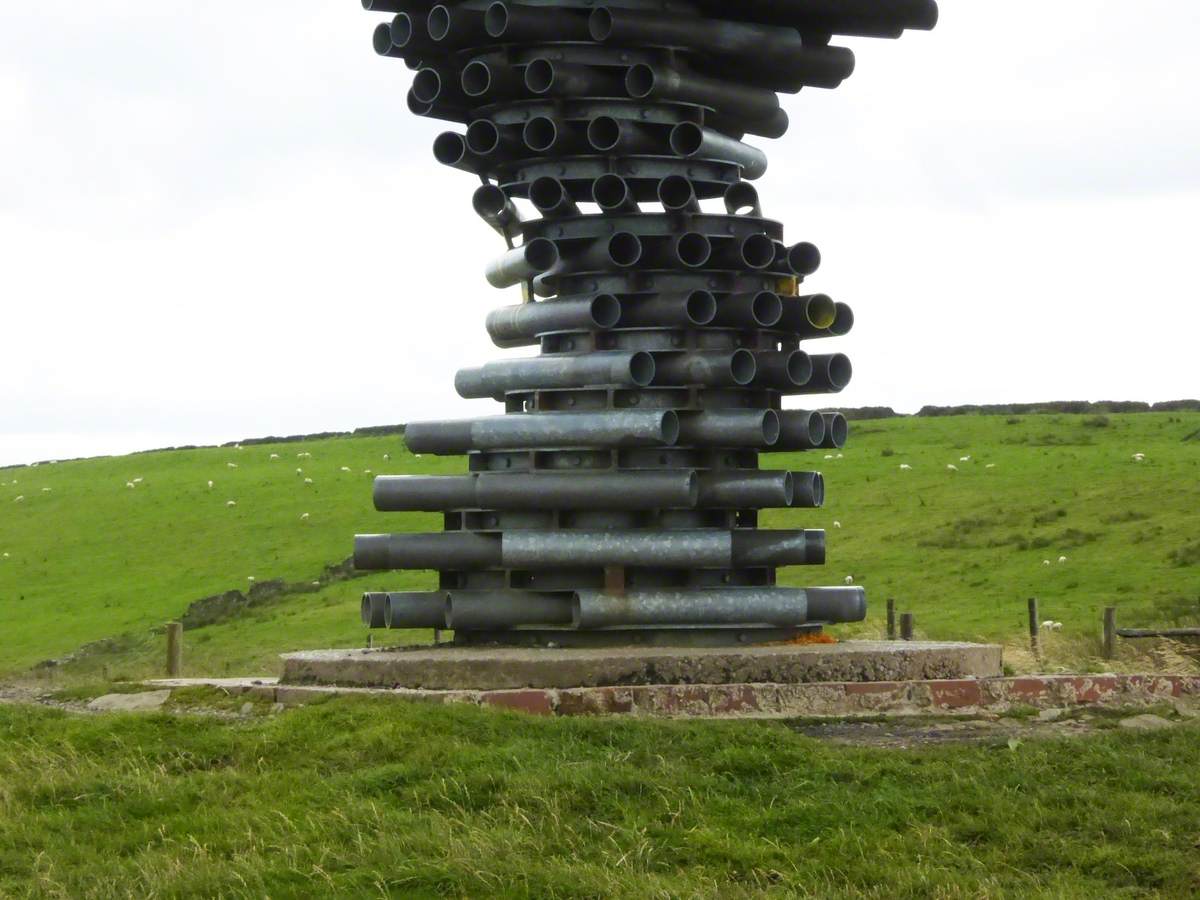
[301,512,310,520]
[1042,559,1050,566]
[1058,555,1067,563]
[13,495,23,502]
[270,453,280,460]
[304,478,313,485]
[899,463,912,470]
[226,500,237,507]
[207,480,214,490]
[126,482,135,489]
[833,520,842,529]
[843,575,854,585]
[946,464,958,472]
[227,462,238,469]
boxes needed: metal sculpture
[354,0,937,646]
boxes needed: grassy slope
[1,413,1198,676]
[2,698,1199,898]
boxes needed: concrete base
[280,640,1003,691]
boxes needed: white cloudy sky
[2,1,1198,466]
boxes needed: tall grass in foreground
[0,698,1197,898]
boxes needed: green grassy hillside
[2,412,1198,677]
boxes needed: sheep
[301,512,310,520]
[311,580,321,587]
[959,455,971,461]
[270,453,280,460]
[383,453,391,460]
[1042,620,1055,629]
[836,453,844,459]
[126,482,136,489]
[340,466,351,472]
[946,464,958,471]
[833,520,842,529]
[824,454,834,460]
[1049,621,1063,630]
[304,478,314,484]
[843,575,854,585]
[41,487,51,492]
[899,463,912,470]
[133,477,143,483]
[207,480,214,490]
[363,469,372,475]
[296,468,304,475]
[1058,555,1067,563]
[2,552,8,559]
[1042,559,1050,565]
[227,462,238,469]
[247,576,256,582]
[985,463,996,469]
[226,500,237,507]
[13,495,23,502]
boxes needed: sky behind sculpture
[2,1,1198,466]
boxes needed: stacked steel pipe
[355,0,937,646]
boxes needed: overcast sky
[2,1,1198,466]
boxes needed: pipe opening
[826,414,848,448]
[407,89,433,116]
[830,303,854,336]
[658,175,695,211]
[669,122,703,156]
[412,68,443,104]
[588,7,614,41]
[805,294,837,330]
[724,181,759,215]
[443,593,455,628]
[586,115,620,151]
[570,592,584,629]
[761,409,781,445]
[608,232,643,267]
[523,237,560,271]
[466,120,501,155]
[472,184,508,219]
[741,233,775,269]
[529,176,567,211]
[391,13,414,46]
[629,351,656,386]
[752,291,783,327]
[730,349,757,385]
[785,350,813,386]
[625,63,655,99]
[461,60,492,96]
[781,471,796,506]
[484,1,509,37]
[523,116,556,152]
[813,472,826,506]
[825,354,853,390]
[432,132,467,165]
[592,173,629,210]
[426,5,452,41]
[591,293,622,328]
[359,594,373,625]
[806,411,827,446]
[660,410,681,445]
[372,23,395,55]
[525,58,555,94]
[675,232,711,267]
[788,241,821,276]
[686,290,718,325]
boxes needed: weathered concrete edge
[146,674,1200,719]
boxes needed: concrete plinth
[280,640,1002,691]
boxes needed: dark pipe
[573,587,811,628]
[466,119,520,157]
[790,471,825,508]
[363,0,435,12]
[710,233,776,270]
[712,290,783,328]
[525,58,623,97]
[447,591,574,629]
[432,131,488,174]
[592,174,641,213]
[524,116,587,154]
[427,4,489,48]
[383,591,449,629]
[484,238,560,288]
[804,586,867,624]
[654,349,757,387]
[677,409,780,447]
[818,412,849,449]
[355,532,501,570]
[372,23,407,59]
[454,351,656,398]
[753,350,813,392]
[697,470,794,508]
[627,63,780,126]
[770,410,827,451]
[698,0,938,39]
[779,293,838,335]
[404,410,680,454]
[669,123,767,180]
[461,59,525,99]
[794,353,852,393]
[617,290,717,328]
[486,294,621,347]
[529,176,580,218]
[586,116,662,155]
[787,241,822,275]
[471,184,522,242]
[361,592,388,628]
[413,67,465,105]
[657,175,700,213]
[724,181,762,216]
[485,1,591,42]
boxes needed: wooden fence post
[1103,607,1117,660]
[900,612,915,641]
[886,598,896,641]
[1028,597,1040,655]
[166,622,183,677]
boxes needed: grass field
[1,697,1199,898]
[2,412,1198,678]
